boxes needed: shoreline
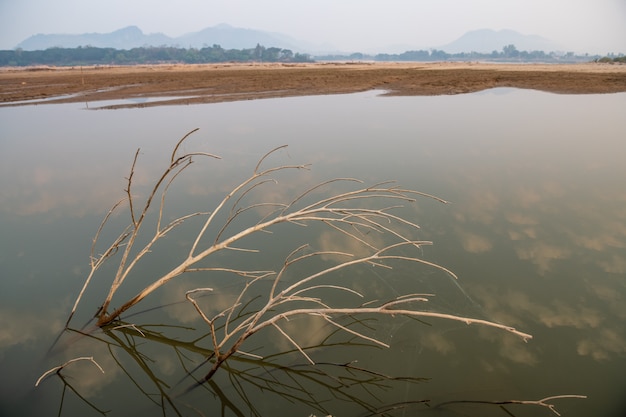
[1,62,625,109]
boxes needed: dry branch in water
[66,128,532,381]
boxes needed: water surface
[1,89,625,416]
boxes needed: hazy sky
[1,0,625,53]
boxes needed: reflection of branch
[172,317,429,415]
[434,395,588,416]
[56,373,110,416]
[95,320,429,415]
[104,327,187,415]
[214,357,425,416]
[205,379,247,417]
[52,322,584,417]
[360,400,431,417]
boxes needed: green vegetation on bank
[1,43,623,67]
[593,55,626,64]
[0,44,313,66]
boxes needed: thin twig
[35,357,104,387]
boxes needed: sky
[1,0,625,54]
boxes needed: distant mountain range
[15,24,311,52]
[15,25,564,54]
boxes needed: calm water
[1,89,625,416]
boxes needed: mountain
[15,26,565,55]
[16,26,172,50]
[15,24,312,51]
[438,29,562,53]
[176,23,305,50]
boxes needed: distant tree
[254,43,265,61]
[503,44,519,58]
[293,52,312,62]
[280,49,293,60]
[430,49,448,60]
[264,47,282,62]
[399,50,430,61]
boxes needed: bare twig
[66,198,128,326]
[35,356,104,387]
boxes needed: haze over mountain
[439,29,562,53]
[15,24,314,52]
[15,24,567,55]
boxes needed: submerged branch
[66,128,535,393]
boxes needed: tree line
[594,55,626,64]
[0,44,313,66]
[319,44,607,64]
[2,43,622,67]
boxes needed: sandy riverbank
[1,62,625,109]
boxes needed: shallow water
[1,89,625,416]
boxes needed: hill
[438,29,562,53]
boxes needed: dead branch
[65,129,534,387]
